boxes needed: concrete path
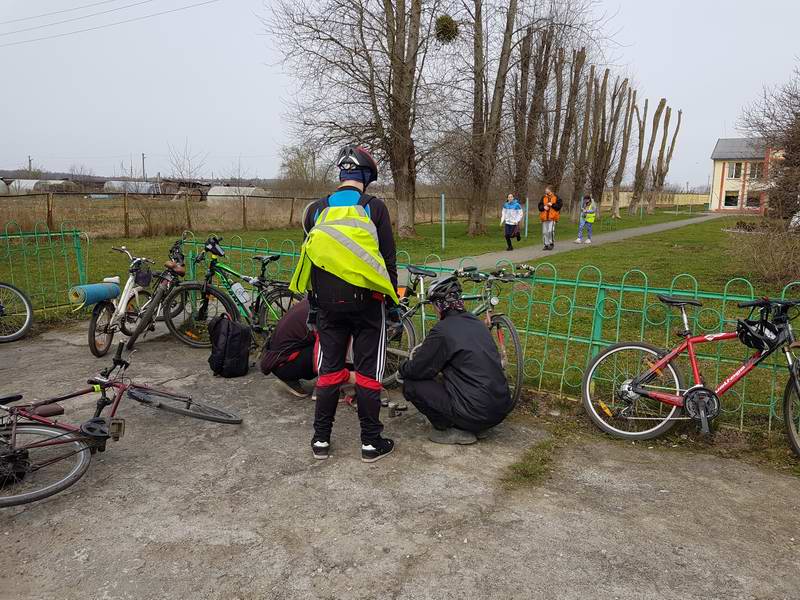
[2,323,799,599]
[436,213,722,271]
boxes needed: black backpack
[208,315,251,378]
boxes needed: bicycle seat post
[679,306,691,337]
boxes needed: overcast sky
[1,0,798,186]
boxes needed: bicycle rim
[163,283,237,348]
[783,376,800,458]
[0,283,33,343]
[258,289,302,332]
[383,316,416,387]
[0,425,91,507]
[127,386,242,424]
[89,302,115,357]
[490,315,523,406]
[583,343,682,438]
[120,289,153,336]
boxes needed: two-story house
[708,137,770,212]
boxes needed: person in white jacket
[500,194,524,251]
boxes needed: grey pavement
[1,321,798,599]
[435,213,722,272]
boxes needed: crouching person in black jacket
[398,277,514,445]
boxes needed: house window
[749,162,763,180]
[727,162,742,178]
[724,192,740,207]
[746,193,761,208]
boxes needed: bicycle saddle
[0,394,22,405]
[407,266,438,278]
[657,294,702,308]
[164,260,186,276]
[252,254,281,264]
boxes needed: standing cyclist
[289,145,399,463]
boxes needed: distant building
[5,179,76,194]
[103,180,161,194]
[206,186,268,205]
[708,138,769,213]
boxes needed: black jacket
[399,311,513,425]
[260,298,313,374]
[302,187,398,292]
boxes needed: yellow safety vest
[289,199,399,305]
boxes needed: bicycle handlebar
[737,298,800,309]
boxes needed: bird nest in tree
[435,15,459,44]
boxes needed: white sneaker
[585,239,592,244]
[573,238,582,244]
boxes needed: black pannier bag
[208,315,251,377]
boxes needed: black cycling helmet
[736,318,780,351]
[428,276,462,302]
[336,145,378,185]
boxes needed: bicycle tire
[0,282,33,343]
[119,288,153,337]
[782,374,800,458]
[382,316,417,387]
[126,286,165,350]
[88,301,115,357]
[581,341,685,440]
[490,315,523,406]
[162,282,239,348]
[0,424,92,507]
[256,288,303,332]
[127,386,242,424]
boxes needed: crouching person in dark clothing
[260,297,315,398]
[398,277,514,444]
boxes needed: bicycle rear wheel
[782,374,800,457]
[382,316,416,388]
[490,315,523,406]
[162,282,238,348]
[0,425,92,507]
[127,385,242,424]
[0,282,33,343]
[257,288,303,333]
[582,342,685,440]
[88,301,115,357]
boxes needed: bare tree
[540,46,587,193]
[587,74,628,204]
[266,0,440,238]
[628,97,666,215]
[279,145,333,193]
[168,139,208,181]
[570,64,595,219]
[649,106,682,211]
[463,0,519,235]
[610,88,635,218]
[68,164,95,192]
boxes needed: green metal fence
[0,221,89,317]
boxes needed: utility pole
[27,155,32,172]
[141,153,147,181]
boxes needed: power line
[0,0,159,38]
[0,0,126,26]
[0,0,221,49]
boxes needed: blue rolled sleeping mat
[68,283,120,309]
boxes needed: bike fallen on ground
[0,342,242,508]
[0,281,33,343]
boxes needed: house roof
[711,137,766,160]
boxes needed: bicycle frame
[633,330,792,408]
[203,256,285,326]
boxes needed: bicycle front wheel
[162,282,238,348]
[490,315,523,406]
[127,386,242,424]
[0,425,92,507]
[783,374,800,457]
[582,342,685,440]
[126,287,164,350]
[88,301,115,357]
[0,282,33,343]
[382,316,417,388]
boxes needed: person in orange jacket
[538,186,562,250]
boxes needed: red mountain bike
[0,342,241,507]
[581,295,800,456]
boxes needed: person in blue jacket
[500,194,524,251]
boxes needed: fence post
[71,230,87,284]
[46,193,54,231]
[241,195,248,230]
[289,197,296,225]
[590,287,606,357]
[184,193,192,231]
[123,192,130,237]
[440,192,445,250]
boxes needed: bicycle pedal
[109,418,125,441]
